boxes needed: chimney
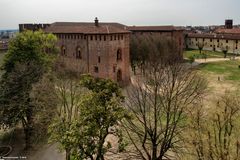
[95,17,99,27]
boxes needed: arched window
[117,49,122,61]
[61,45,66,56]
[76,47,82,59]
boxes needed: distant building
[19,19,184,84]
[0,39,9,51]
[19,24,50,32]
[186,20,240,54]
[20,18,131,85]
[186,33,240,54]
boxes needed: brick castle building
[19,18,184,84]
[20,18,131,85]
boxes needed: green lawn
[198,60,240,81]
[184,50,225,59]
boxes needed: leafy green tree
[0,30,57,149]
[49,75,127,160]
[30,73,59,143]
[48,78,84,160]
[74,75,126,160]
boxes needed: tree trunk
[66,148,71,160]
[96,132,108,160]
[96,141,105,160]
[24,106,34,150]
[24,128,31,150]
[152,143,158,160]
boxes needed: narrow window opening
[76,48,82,59]
[98,56,101,63]
[94,66,99,73]
[117,49,122,61]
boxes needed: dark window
[84,35,86,39]
[236,40,238,43]
[90,36,93,40]
[226,40,228,43]
[236,46,238,49]
[117,49,122,61]
[217,39,219,42]
[104,36,106,41]
[118,35,120,40]
[98,56,101,63]
[113,66,116,73]
[61,46,66,56]
[94,66,99,73]
[76,48,82,59]
[110,36,112,41]
[99,35,102,41]
[114,35,116,40]
[203,38,205,41]
[195,38,197,41]
[210,39,212,42]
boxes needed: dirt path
[28,144,64,160]
[194,57,240,64]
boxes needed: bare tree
[130,35,180,75]
[123,60,207,160]
[221,45,229,58]
[197,42,204,54]
[189,91,240,160]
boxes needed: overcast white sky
[0,0,239,29]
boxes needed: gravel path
[195,57,240,64]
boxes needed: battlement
[19,23,50,32]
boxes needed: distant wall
[19,24,50,32]
[186,37,240,54]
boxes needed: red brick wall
[55,33,131,85]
